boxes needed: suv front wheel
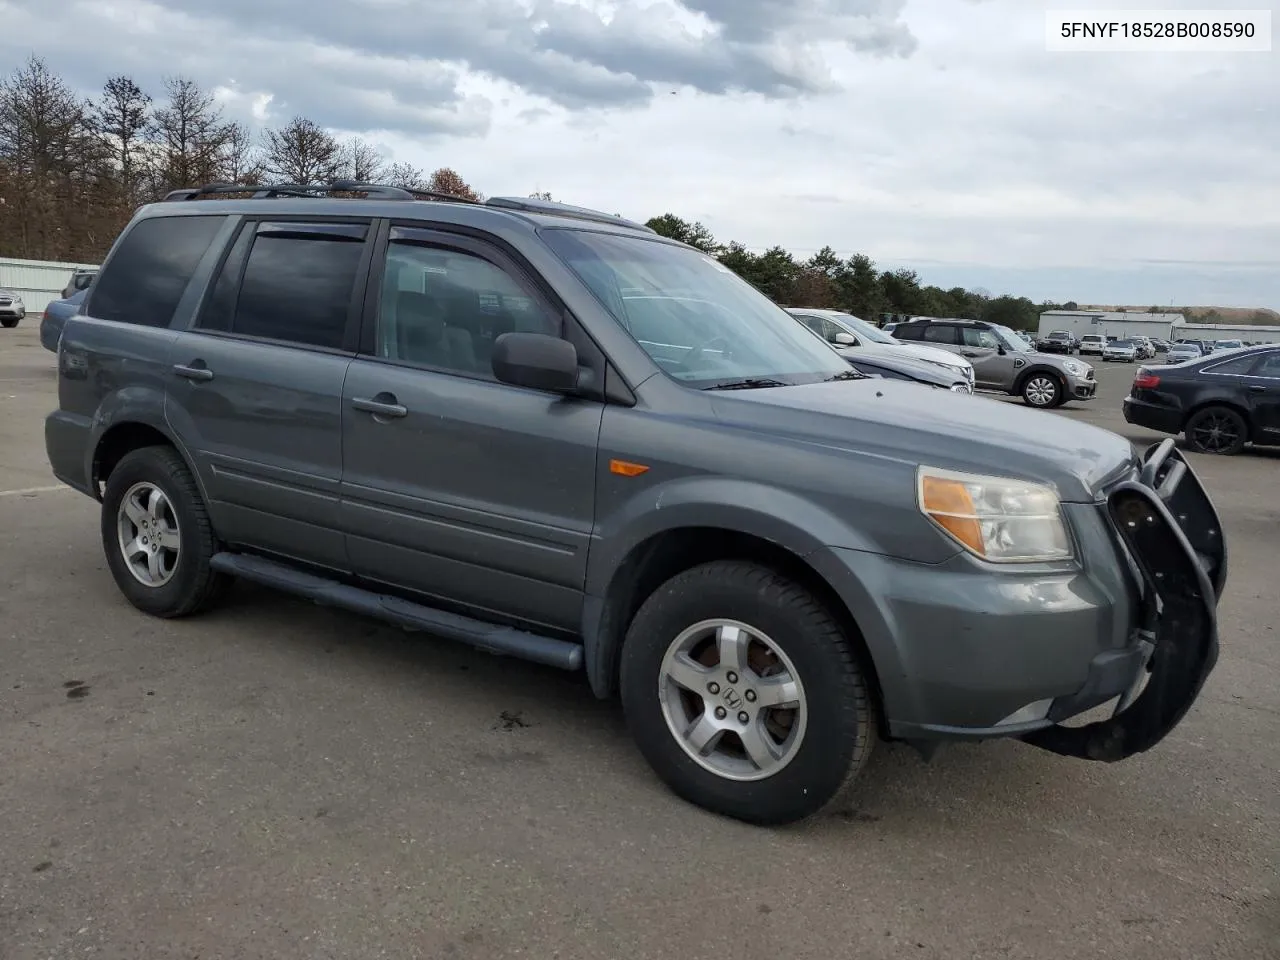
[1021,372,1063,408]
[100,446,229,617]
[619,561,876,825]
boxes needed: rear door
[338,224,604,631]
[165,217,375,571]
[1246,350,1280,442]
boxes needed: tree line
[0,56,480,264]
[4,56,1267,329]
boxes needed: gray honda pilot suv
[45,182,1227,825]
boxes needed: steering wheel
[682,336,731,370]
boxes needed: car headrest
[396,290,443,340]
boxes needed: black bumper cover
[1022,439,1226,762]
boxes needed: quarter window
[89,215,227,327]
[1206,355,1257,375]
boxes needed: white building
[0,257,98,313]
[1037,309,1185,341]
[1178,322,1280,345]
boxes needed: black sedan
[1123,346,1280,455]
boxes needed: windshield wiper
[823,369,867,382]
[702,377,791,391]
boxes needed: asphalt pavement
[2,326,1277,960]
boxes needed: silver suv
[893,318,1096,408]
[0,288,25,328]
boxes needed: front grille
[0,299,11,306]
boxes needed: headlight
[917,467,1072,562]
[1061,360,1085,375]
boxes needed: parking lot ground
[2,326,1278,960]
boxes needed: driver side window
[963,328,999,349]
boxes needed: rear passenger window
[375,233,558,377]
[89,215,226,327]
[198,221,368,349]
[1255,352,1280,376]
[923,325,958,345]
[1207,355,1257,375]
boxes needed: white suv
[1079,334,1105,355]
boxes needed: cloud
[1,0,1277,306]
[0,0,918,124]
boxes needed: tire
[100,445,230,617]
[1021,372,1062,408]
[0,317,18,328]
[619,561,876,826]
[1184,406,1248,456]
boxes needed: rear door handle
[351,395,408,418]
[172,363,214,382]
[1248,384,1265,393]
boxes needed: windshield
[542,229,850,387]
[1112,339,1136,347]
[829,313,897,345]
[1217,340,1243,348]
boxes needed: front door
[958,326,1021,389]
[165,218,374,570]
[339,226,603,631]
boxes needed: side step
[209,552,584,671]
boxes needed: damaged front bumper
[1022,438,1227,761]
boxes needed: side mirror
[492,332,580,393]
[996,344,1007,355]
[833,332,857,346]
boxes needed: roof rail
[159,180,482,204]
[156,182,650,229]
[483,196,656,233]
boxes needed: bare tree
[220,122,264,184]
[426,166,481,200]
[94,75,151,201]
[385,160,425,190]
[261,116,343,184]
[148,76,234,193]
[0,56,101,259]
[341,137,385,182]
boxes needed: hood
[710,378,1135,502]
[836,341,973,374]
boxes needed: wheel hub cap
[116,481,181,587]
[657,619,808,782]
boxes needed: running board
[209,552,584,671]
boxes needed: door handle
[172,363,214,382]
[351,395,408,418]
[1248,384,1265,393]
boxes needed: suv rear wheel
[1021,372,1063,408]
[619,561,875,825]
[100,446,230,617]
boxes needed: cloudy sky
[3,0,1277,307]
